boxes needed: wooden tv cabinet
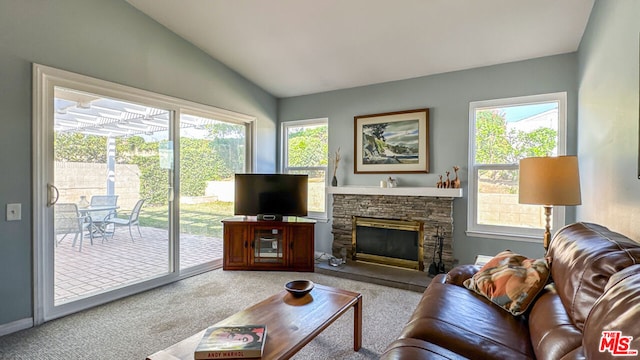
[222,216,315,272]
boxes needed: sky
[500,103,557,122]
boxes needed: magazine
[194,325,266,359]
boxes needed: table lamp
[519,156,581,251]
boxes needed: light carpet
[0,269,424,359]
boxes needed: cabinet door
[288,224,314,271]
[251,226,285,266]
[223,223,248,268]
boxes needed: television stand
[222,216,315,272]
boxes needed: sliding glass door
[34,64,253,323]
[52,87,173,306]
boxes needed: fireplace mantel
[327,186,462,198]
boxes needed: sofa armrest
[443,264,480,286]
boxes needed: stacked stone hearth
[331,194,456,272]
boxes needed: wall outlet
[7,203,21,221]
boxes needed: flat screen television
[234,174,308,220]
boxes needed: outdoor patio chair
[54,203,92,251]
[89,195,119,236]
[107,199,145,241]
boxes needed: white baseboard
[0,317,33,337]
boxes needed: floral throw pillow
[463,250,550,316]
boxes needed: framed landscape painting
[354,108,429,173]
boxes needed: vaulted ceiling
[126,0,594,98]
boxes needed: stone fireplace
[329,186,461,272]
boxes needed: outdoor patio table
[79,205,120,239]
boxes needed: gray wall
[577,0,640,239]
[0,0,277,327]
[279,54,579,265]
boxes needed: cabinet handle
[290,241,294,250]
[244,241,248,248]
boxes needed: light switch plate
[7,203,21,221]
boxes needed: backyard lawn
[136,187,324,239]
[139,201,234,238]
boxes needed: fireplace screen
[352,217,424,271]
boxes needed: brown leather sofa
[380,222,640,359]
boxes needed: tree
[55,133,107,162]
[509,127,557,161]
[286,126,328,167]
[55,127,251,205]
[180,138,223,196]
[475,110,557,165]
[115,137,168,205]
[368,123,388,141]
[474,111,512,164]
[475,110,557,185]
[205,122,246,177]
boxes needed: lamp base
[543,206,552,251]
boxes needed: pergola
[54,87,210,195]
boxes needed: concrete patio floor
[54,225,223,304]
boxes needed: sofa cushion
[548,222,640,331]
[398,281,535,359]
[382,338,470,359]
[528,284,583,359]
[463,250,550,315]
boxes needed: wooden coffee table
[146,283,362,360]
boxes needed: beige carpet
[0,269,424,359]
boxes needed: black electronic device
[234,173,308,220]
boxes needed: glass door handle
[47,184,59,207]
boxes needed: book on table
[194,324,267,359]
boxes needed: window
[282,118,328,219]
[467,92,567,241]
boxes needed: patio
[54,226,223,304]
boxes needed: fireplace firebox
[352,216,424,271]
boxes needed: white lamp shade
[519,156,581,206]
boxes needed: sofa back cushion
[547,222,640,330]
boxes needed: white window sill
[305,216,328,223]
[465,230,543,244]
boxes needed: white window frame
[466,92,567,242]
[281,118,328,220]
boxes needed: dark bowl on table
[285,280,314,297]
